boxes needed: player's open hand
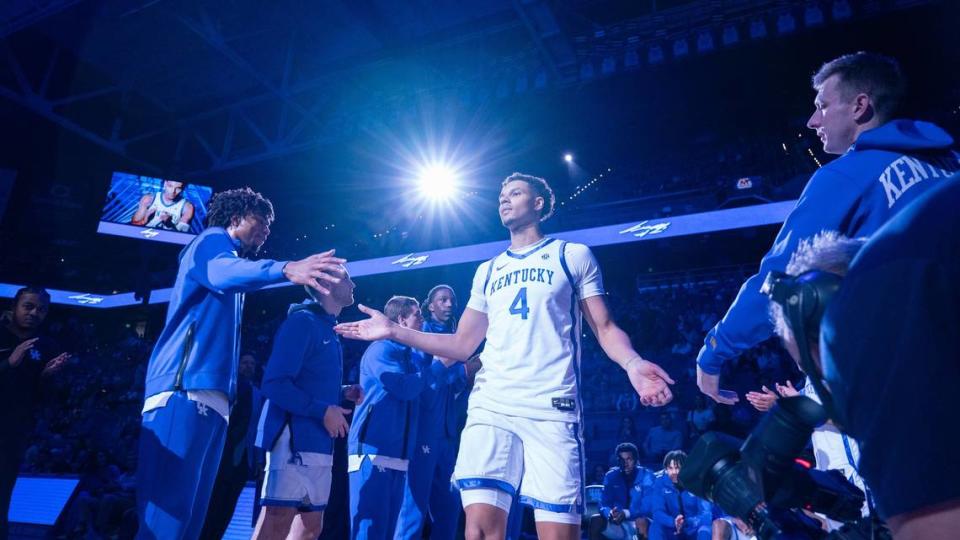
[334,304,396,342]
[323,405,351,438]
[284,250,347,295]
[625,357,675,407]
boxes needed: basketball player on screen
[131,179,195,232]
[336,172,673,540]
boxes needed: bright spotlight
[564,153,574,163]
[417,164,459,201]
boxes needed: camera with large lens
[680,395,867,539]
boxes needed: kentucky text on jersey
[487,268,555,295]
[878,153,959,208]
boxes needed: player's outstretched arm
[336,305,487,364]
[581,295,674,407]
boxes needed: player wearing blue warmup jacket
[589,443,656,540]
[395,285,481,540]
[348,296,447,540]
[647,452,711,540]
[252,266,360,540]
[135,187,345,540]
[697,52,960,405]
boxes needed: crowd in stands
[11,265,799,537]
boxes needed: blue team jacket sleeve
[600,469,626,519]
[367,342,445,401]
[628,471,655,518]
[697,167,862,374]
[694,498,712,531]
[649,487,676,529]
[261,314,332,418]
[187,232,288,294]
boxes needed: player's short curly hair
[615,442,639,461]
[13,286,50,306]
[502,172,556,222]
[663,450,687,470]
[206,187,275,229]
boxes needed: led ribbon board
[3,200,795,308]
[9,476,80,526]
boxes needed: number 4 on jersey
[509,287,530,320]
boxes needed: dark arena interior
[1,1,958,539]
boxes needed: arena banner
[2,200,795,308]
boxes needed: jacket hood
[288,298,333,318]
[852,120,954,153]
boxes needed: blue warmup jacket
[698,119,959,374]
[348,339,445,460]
[143,227,288,401]
[600,466,657,520]
[648,474,712,540]
[414,318,468,445]
[256,300,343,455]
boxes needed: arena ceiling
[0,0,954,298]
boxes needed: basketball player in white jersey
[336,173,673,540]
[131,179,195,232]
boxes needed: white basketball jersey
[145,192,187,228]
[466,237,604,422]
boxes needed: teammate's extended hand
[745,385,779,412]
[42,352,71,377]
[334,304,396,342]
[775,380,799,397]
[625,357,675,407]
[7,337,39,368]
[323,405,351,438]
[697,366,739,405]
[283,250,347,295]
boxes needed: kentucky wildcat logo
[392,253,429,268]
[619,220,671,238]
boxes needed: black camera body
[680,396,866,539]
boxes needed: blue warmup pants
[135,393,227,540]
[349,457,406,540]
[394,437,461,540]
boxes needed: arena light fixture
[417,163,459,201]
[564,153,574,163]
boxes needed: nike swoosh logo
[323,339,332,345]
[496,263,509,271]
